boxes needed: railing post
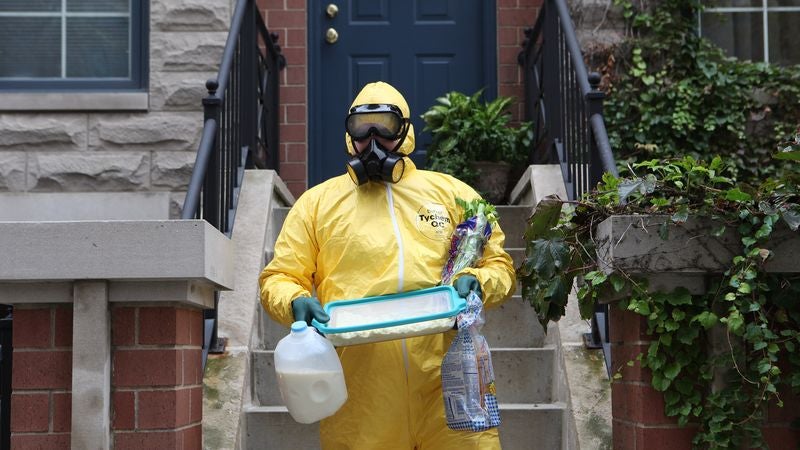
[267,32,282,172]
[202,80,222,230]
[202,80,225,356]
[586,72,605,187]
[541,0,562,164]
[240,0,258,169]
[584,71,612,376]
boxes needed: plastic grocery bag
[441,290,500,432]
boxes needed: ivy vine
[602,0,800,184]
[518,155,800,448]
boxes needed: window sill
[0,92,149,112]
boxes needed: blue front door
[308,0,497,186]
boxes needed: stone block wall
[1,0,552,203]
[10,306,73,449]
[0,0,233,217]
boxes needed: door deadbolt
[325,28,339,44]
[326,4,339,19]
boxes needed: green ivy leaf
[610,273,626,292]
[725,310,745,334]
[665,290,693,306]
[671,206,689,224]
[664,362,682,380]
[528,239,570,279]
[725,188,752,202]
[652,372,671,391]
[692,311,718,329]
[524,195,564,240]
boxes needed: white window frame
[699,1,800,64]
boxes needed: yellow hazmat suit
[259,82,516,449]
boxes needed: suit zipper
[385,183,413,441]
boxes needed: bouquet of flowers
[440,197,501,432]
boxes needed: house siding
[0,0,544,206]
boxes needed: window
[0,0,148,91]
[700,0,800,66]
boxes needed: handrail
[519,0,618,201]
[552,0,592,95]
[182,119,218,221]
[519,0,618,376]
[181,0,285,360]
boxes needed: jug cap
[291,321,308,333]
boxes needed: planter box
[594,215,800,296]
[594,215,800,450]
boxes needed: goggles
[345,103,409,141]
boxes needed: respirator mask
[344,103,410,185]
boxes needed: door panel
[309,0,496,186]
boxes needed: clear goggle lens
[345,104,406,141]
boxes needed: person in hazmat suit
[259,81,516,449]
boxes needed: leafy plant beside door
[420,90,533,204]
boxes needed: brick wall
[10,304,205,448]
[260,0,308,199]
[610,306,800,449]
[498,0,542,123]
[111,305,204,449]
[10,306,73,449]
[259,0,542,197]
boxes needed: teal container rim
[311,285,466,334]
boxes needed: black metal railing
[0,306,12,449]
[181,0,285,362]
[519,0,618,377]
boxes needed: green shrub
[604,0,800,183]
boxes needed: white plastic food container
[311,285,466,346]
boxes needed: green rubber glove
[291,296,330,326]
[454,274,482,299]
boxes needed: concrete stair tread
[244,401,567,413]
[252,346,555,406]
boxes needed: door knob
[325,28,339,44]
[326,4,339,19]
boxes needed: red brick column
[610,306,800,449]
[497,0,542,123]
[111,305,204,449]
[260,0,308,199]
[763,370,800,449]
[610,306,696,449]
[10,305,73,449]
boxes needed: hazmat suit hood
[345,81,416,157]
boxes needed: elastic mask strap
[389,121,411,155]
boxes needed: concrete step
[242,402,564,450]
[495,205,532,249]
[252,347,554,407]
[484,294,545,348]
[243,406,320,450]
[498,402,566,450]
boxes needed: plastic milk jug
[274,321,348,424]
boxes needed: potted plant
[420,90,533,204]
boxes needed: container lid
[291,321,307,332]
[311,285,465,334]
